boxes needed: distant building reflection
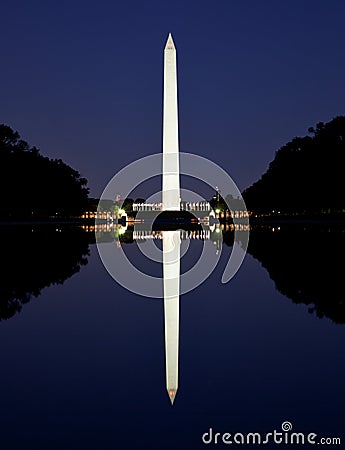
[83,222,250,236]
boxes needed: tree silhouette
[0,124,89,219]
[243,116,345,214]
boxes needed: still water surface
[0,225,344,449]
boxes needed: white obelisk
[162,33,180,210]
[163,230,180,404]
[162,33,181,405]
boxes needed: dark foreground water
[0,224,344,449]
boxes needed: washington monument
[162,33,180,211]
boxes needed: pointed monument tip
[165,33,175,50]
[168,388,177,405]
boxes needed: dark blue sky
[1,0,345,197]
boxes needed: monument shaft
[162,34,180,210]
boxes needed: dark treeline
[243,116,345,215]
[3,116,345,220]
[0,226,91,321]
[0,125,89,219]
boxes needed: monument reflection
[96,222,225,404]
[162,231,180,404]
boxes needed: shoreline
[0,215,344,227]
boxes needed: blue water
[0,228,344,449]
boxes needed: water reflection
[2,223,343,328]
[0,226,91,321]
[1,222,344,404]
[91,222,345,325]
[163,231,180,404]
[247,224,345,324]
